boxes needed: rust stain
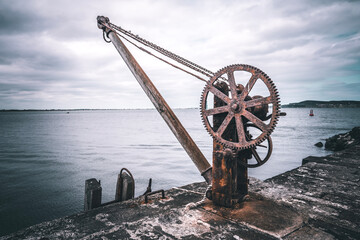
[202,194,304,236]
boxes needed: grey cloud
[315,35,360,59]
[0,35,74,71]
[0,0,97,40]
[0,4,48,35]
[260,2,360,40]
[0,0,359,109]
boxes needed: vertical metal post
[115,170,135,202]
[84,178,102,211]
[212,82,249,207]
[97,17,212,184]
[234,152,249,199]
[212,82,233,207]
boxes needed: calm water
[0,108,360,236]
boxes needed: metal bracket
[144,190,165,203]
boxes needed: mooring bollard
[84,169,135,211]
[115,168,135,202]
[84,178,102,211]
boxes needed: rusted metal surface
[144,189,165,203]
[211,82,251,207]
[200,64,281,150]
[84,178,102,211]
[211,82,232,207]
[203,192,304,237]
[212,145,234,207]
[142,178,152,195]
[212,146,251,207]
[97,17,285,210]
[234,151,249,198]
[115,168,135,202]
[107,20,216,80]
[97,16,212,184]
[246,124,273,168]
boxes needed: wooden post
[84,178,102,211]
[97,16,212,184]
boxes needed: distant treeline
[282,100,360,108]
[0,108,199,112]
[0,109,102,112]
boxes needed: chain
[116,32,208,82]
[108,22,216,80]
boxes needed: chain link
[108,22,215,80]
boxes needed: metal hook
[103,30,111,43]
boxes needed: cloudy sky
[0,0,359,109]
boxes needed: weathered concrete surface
[1,183,302,240]
[251,144,360,240]
[2,138,359,239]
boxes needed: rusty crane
[97,16,285,207]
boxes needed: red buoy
[309,109,314,116]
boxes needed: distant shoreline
[0,108,199,112]
[282,100,360,108]
[2,100,360,111]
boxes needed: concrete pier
[250,145,360,240]
[1,141,359,239]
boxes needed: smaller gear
[200,64,280,149]
[242,124,273,168]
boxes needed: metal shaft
[97,17,212,184]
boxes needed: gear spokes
[200,64,280,149]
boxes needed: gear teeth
[200,63,281,150]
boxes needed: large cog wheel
[200,64,280,149]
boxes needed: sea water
[0,108,359,236]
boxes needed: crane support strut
[97,16,212,184]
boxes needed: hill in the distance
[282,100,360,108]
